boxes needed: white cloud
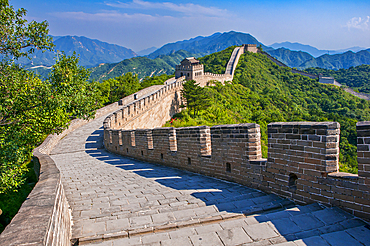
[52,10,163,22]
[345,16,370,31]
[105,0,228,17]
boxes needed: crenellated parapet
[104,120,370,220]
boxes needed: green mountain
[305,65,370,94]
[168,48,370,174]
[89,50,194,81]
[17,36,138,68]
[148,31,267,59]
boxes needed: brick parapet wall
[264,122,369,219]
[106,121,370,220]
[104,78,184,132]
[106,124,266,189]
[357,121,370,184]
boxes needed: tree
[181,80,211,117]
[0,0,54,59]
[0,1,99,193]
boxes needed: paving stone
[217,227,253,245]
[243,222,279,241]
[151,212,175,224]
[161,236,193,246]
[273,242,296,246]
[129,215,152,227]
[112,236,141,246]
[86,240,113,246]
[141,232,169,244]
[312,208,347,225]
[194,223,224,234]
[321,231,363,246]
[169,228,197,238]
[82,221,106,235]
[190,232,224,246]
[294,236,330,246]
[219,218,247,230]
[291,214,325,231]
[106,218,130,232]
[269,218,301,235]
[172,209,196,220]
[346,226,370,245]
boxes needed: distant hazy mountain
[137,47,157,56]
[89,50,194,81]
[148,31,266,59]
[269,42,367,58]
[266,48,370,70]
[299,49,370,70]
[18,36,138,68]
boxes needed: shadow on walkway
[84,128,280,214]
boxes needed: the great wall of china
[103,44,370,219]
[1,44,369,245]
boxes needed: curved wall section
[0,91,137,245]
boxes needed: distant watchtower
[243,44,258,53]
[175,57,204,80]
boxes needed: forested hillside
[305,65,370,94]
[167,49,370,174]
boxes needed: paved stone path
[50,115,370,245]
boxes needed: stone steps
[80,203,370,245]
[75,191,294,244]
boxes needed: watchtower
[243,44,258,53]
[175,57,204,80]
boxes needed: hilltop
[168,48,370,173]
[148,31,266,59]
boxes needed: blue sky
[11,0,370,52]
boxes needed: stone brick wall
[106,124,265,189]
[263,122,369,219]
[104,79,184,132]
[357,121,370,184]
[105,120,370,220]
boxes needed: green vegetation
[267,48,313,68]
[166,50,370,174]
[0,159,37,233]
[198,46,235,74]
[305,65,370,94]
[0,1,102,232]
[181,80,211,117]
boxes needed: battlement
[105,121,370,219]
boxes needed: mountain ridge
[17,35,138,68]
[269,41,367,57]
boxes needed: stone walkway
[50,115,370,245]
